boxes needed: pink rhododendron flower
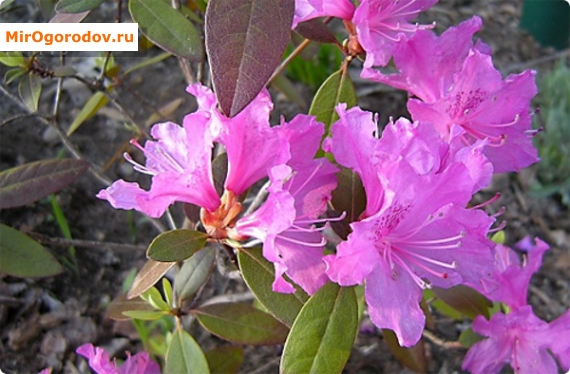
[293,0,437,67]
[98,85,336,295]
[361,16,489,102]
[76,344,160,374]
[463,306,570,374]
[324,105,495,346]
[236,115,338,294]
[407,49,538,173]
[478,237,549,309]
[362,16,538,173]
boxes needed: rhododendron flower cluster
[93,1,570,372]
[98,84,337,296]
[75,344,160,374]
[463,238,570,373]
[323,105,496,346]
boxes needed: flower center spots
[373,205,461,289]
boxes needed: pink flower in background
[324,105,495,346]
[293,0,437,67]
[477,237,549,309]
[463,306,570,374]
[76,344,160,374]
[362,16,538,173]
[407,49,538,173]
[361,16,488,102]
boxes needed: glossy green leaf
[105,294,157,321]
[128,259,175,299]
[280,283,358,374]
[162,278,173,307]
[329,167,366,240]
[0,159,90,209]
[147,229,208,262]
[55,0,104,13]
[165,329,210,374]
[194,302,289,345]
[238,247,308,327]
[0,51,25,67]
[4,67,28,85]
[205,0,295,117]
[174,247,215,304]
[459,327,484,348]
[383,329,426,373]
[18,73,42,112]
[205,346,243,374]
[433,285,492,320]
[67,91,109,136]
[141,286,170,312]
[129,0,203,60]
[309,68,357,138]
[0,224,63,278]
[122,310,168,320]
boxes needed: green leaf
[309,68,357,142]
[39,0,57,21]
[53,65,77,77]
[383,329,427,372]
[55,0,104,13]
[162,277,173,307]
[0,51,25,67]
[194,302,289,345]
[18,73,42,112]
[237,247,308,327]
[280,283,358,374]
[165,329,210,374]
[0,159,90,209]
[122,310,168,320]
[459,327,484,348]
[205,0,295,117]
[128,259,175,299]
[147,229,209,262]
[129,0,203,60]
[0,224,63,278]
[123,52,171,76]
[4,67,28,85]
[205,346,243,374]
[329,167,366,240]
[424,288,463,321]
[141,286,171,312]
[433,285,492,320]
[105,294,157,321]
[67,91,109,136]
[491,230,505,244]
[174,247,216,304]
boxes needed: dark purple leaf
[205,0,295,117]
[0,159,90,209]
[433,285,492,319]
[294,18,338,44]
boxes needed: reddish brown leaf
[294,18,338,44]
[383,329,426,373]
[205,0,295,117]
[0,159,90,209]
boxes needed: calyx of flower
[200,190,245,240]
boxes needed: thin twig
[0,113,42,128]
[28,232,147,252]
[268,38,312,86]
[422,330,464,349]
